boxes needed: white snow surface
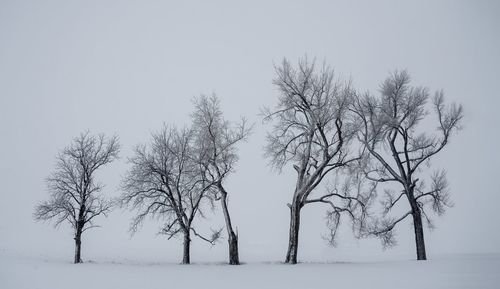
[1,252,499,289]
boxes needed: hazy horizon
[1,0,499,264]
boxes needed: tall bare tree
[191,94,251,265]
[351,70,463,260]
[120,125,220,264]
[263,57,371,264]
[34,132,120,263]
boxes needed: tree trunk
[182,230,191,264]
[407,186,427,261]
[218,184,240,265]
[412,208,427,260]
[227,231,239,265]
[285,198,301,264]
[74,224,83,264]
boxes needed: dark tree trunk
[74,205,85,264]
[227,231,239,265]
[74,223,83,264]
[182,230,191,264]
[408,188,427,261]
[219,184,240,265]
[285,198,301,264]
[412,208,427,260]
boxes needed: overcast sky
[1,0,499,263]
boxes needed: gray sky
[1,0,499,263]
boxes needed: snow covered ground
[1,252,499,289]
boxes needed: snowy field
[1,252,499,289]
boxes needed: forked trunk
[219,184,240,265]
[221,200,239,265]
[285,198,301,264]
[227,231,239,265]
[182,230,191,264]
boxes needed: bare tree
[263,57,371,264]
[351,70,463,260]
[191,94,251,265]
[34,132,120,263]
[120,125,220,264]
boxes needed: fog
[1,0,499,263]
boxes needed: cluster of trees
[34,57,463,264]
[35,95,249,265]
[120,96,250,265]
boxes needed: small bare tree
[191,94,251,265]
[34,132,120,263]
[263,57,371,264]
[351,70,463,260]
[120,125,220,264]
